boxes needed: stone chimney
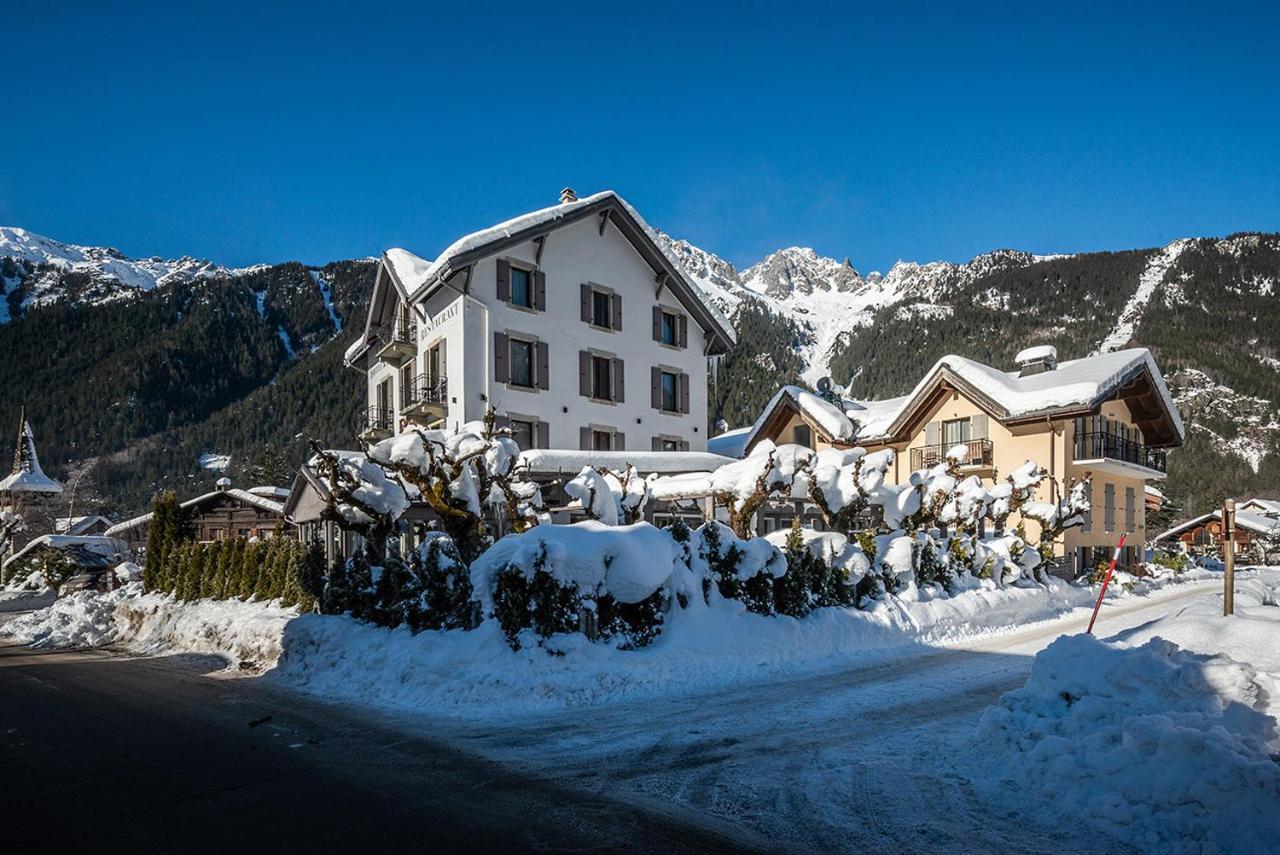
[560,187,578,204]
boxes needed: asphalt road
[0,642,760,854]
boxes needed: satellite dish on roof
[816,377,833,394]
[714,418,729,435]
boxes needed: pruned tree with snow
[307,443,410,563]
[564,464,653,526]
[367,410,545,562]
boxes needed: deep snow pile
[976,633,1280,852]
[2,584,295,668]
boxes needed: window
[942,417,971,447]
[510,338,534,387]
[510,419,535,450]
[510,267,532,308]
[400,361,415,407]
[793,424,813,448]
[592,355,613,400]
[661,371,678,412]
[661,438,680,452]
[592,290,612,328]
[592,430,613,451]
[661,311,678,346]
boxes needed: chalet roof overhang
[879,362,1183,448]
[408,195,735,355]
[742,391,845,456]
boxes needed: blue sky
[1,1,1277,273]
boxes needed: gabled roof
[1,535,129,572]
[1239,498,1280,516]
[0,416,62,495]
[351,191,735,360]
[54,515,113,535]
[1154,508,1280,542]
[865,348,1183,446]
[104,487,286,536]
[740,348,1184,457]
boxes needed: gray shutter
[536,341,549,390]
[679,439,690,452]
[579,350,591,397]
[925,420,940,446]
[651,436,661,451]
[679,372,690,414]
[1084,482,1093,532]
[535,421,550,449]
[613,357,624,403]
[496,259,510,302]
[580,427,591,450]
[651,366,661,409]
[534,270,546,311]
[493,332,509,383]
[611,293,622,330]
[614,431,625,451]
[580,284,591,322]
[652,306,662,342]
[678,314,688,349]
[970,414,988,440]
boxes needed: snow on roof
[843,394,912,442]
[104,487,286,536]
[248,485,290,499]
[1154,509,1280,542]
[54,515,112,535]
[380,190,734,346]
[1240,498,1280,515]
[853,347,1184,442]
[707,426,751,459]
[0,419,62,495]
[517,449,735,476]
[1,534,129,571]
[1144,485,1165,498]
[1014,344,1058,365]
[739,385,857,456]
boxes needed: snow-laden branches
[564,464,653,526]
[307,443,409,552]
[0,510,24,558]
[367,410,545,560]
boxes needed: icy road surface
[408,580,1224,853]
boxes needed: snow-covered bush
[474,521,682,649]
[695,520,787,615]
[413,533,474,631]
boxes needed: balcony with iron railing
[1073,431,1167,475]
[909,437,994,471]
[401,375,448,422]
[374,318,418,363]
[357,405,394,441]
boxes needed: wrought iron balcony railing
[1073,431,1167,473]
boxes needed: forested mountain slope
[3,226,1278,520]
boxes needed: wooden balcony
[401,375,448,425]
[909,438,994,471]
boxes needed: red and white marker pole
[1086,532,1127,635]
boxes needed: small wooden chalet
[105,479,294,550]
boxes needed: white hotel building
[344,189,735,453]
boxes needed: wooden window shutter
[614,431,625,451]
[679,439,690,452]
[496,259,510,302]
[970,414,988,439]
[535,421,550,450]
[925,420,940,446]
[650,366,661,409]
[493,332,509,383]
[679,372,690,415]
[580,284,591,322]
[611,293,622,330]
[579,350,591,397]
[536,341,549,390]
[651,437,661,451]
[613,358,624,403]
[579,427,591,450]
[678,314,688,349]
[652,306,662,342]
[534,270,546,311]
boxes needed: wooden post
[1223,498,1235,617]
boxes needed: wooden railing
[909,437,994,471]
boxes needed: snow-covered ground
[3,570,1274,852]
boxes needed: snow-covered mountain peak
[741,247,864,299]
[0,226,231,293]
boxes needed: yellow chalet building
[719,346,1184,576]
